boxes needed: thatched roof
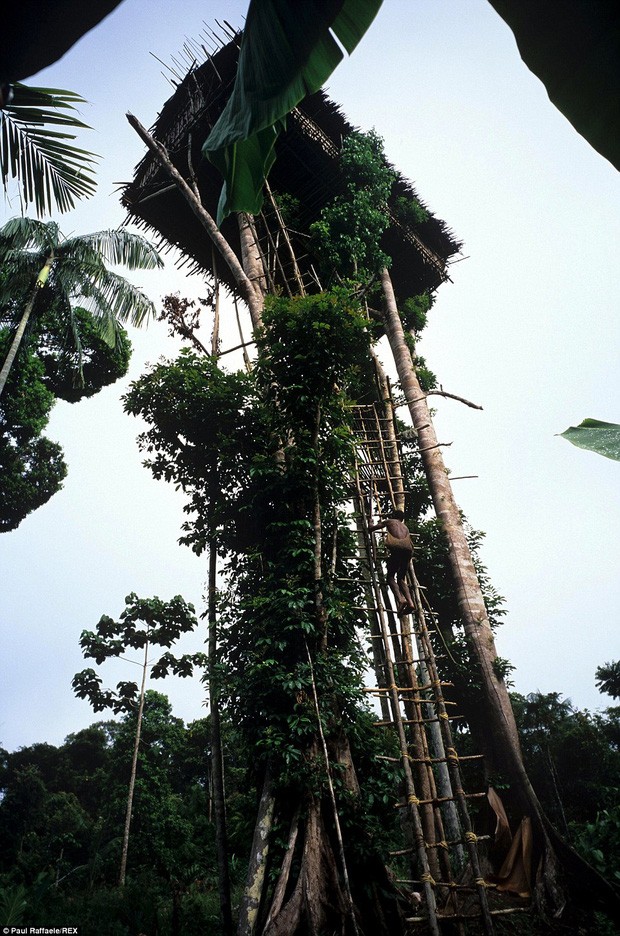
[122,33,462,302]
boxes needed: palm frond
[0,84,98,215]
[0,257,44,309]
[62,229,163,271]
[60,266,156,335]
[0,217,60,257]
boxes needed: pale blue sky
[1,0,619,751]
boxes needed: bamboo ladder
[350,397,506,935]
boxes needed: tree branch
[427,389,483,410]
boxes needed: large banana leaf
[1,0,124,83]
[0,84,98,216]
[203,0,383,224]
[559,418,620,461]
[487,1,620,172]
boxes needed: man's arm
[368,519,388,533]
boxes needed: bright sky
[1,0,619,753]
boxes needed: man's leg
[398,574,414,610]
[397,553,415,611]
[386,553,406,609]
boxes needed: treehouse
[121,29,461,303]
[120,25,620,936]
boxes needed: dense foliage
[0,694,254,935]
[2,688,620,934]
[125,289,393,778]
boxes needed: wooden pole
[208,536,233,936]
[126,113,264,330]
[119,638,149,887]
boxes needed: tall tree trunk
[119,636,149,887]
[237,213,266,330]
[380,267,620,923]
[236,770,276,936]
[0,254,53,397]
[380,268,529,788]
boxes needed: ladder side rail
[352,481,390,722]
[410,570,496,936]
[355,406,448,882]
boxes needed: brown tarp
[487,787,533,898]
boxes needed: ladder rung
[390,833,492,856]
[373,715,464,727]
[398,879,493,891]
[377,752,485,767]
[363,689,456,705]
[405,753,485,765]
[368,631,415,639]
[395,791,486,808]
[413,680,454,692]
[407,907,530,923]
[398,744,484,764]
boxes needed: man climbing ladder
[369,509,415,616]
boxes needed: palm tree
[0,217,163,397]
[1,84,98,215]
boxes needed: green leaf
[0,883,28,926]
[203,0,383,223]
[558,419,620,461]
